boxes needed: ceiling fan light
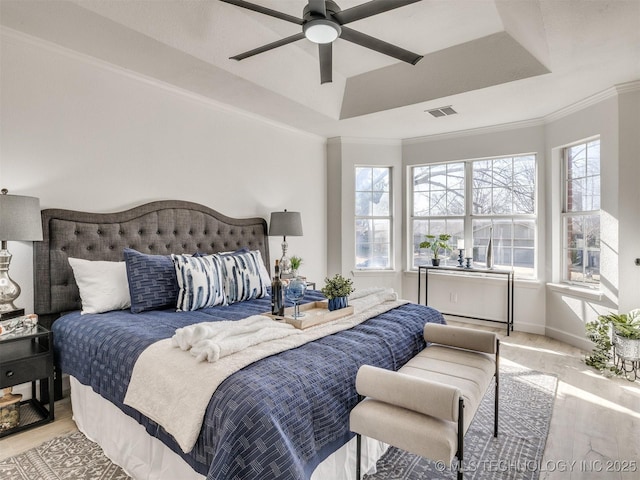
[304,19,341,44]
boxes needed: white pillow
[254,250,272,285]
[68,257,131,314]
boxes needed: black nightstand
[0,325,54,437]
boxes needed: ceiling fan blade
[340,26,423,65]
[219,0,303,25]
[319,43,332,84]
[333,0,422,25]
[230,32,306,60]
[308,0,327,17]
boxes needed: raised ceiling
[1,0,639,139]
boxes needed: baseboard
[443,314,545,336]
[545,325,593,352]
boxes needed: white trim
[614,79,640,95]
[402,118,545,144]
[334,136,402,146]
[0,27,325,142]
[544,87,618,123]
[546,282,606,302]
[545,325,593,352]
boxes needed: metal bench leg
[495,339,500,437]
[457,397,464,480]
[356,433,361,480]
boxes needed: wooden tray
[265,301,355,329]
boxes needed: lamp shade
[269,211,303,237]
[0,192,43,241]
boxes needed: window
[410,155,537,277]
[355,167,392,269]
[562,138,600,286]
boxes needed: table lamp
[269,210,303,275]
[0,189,43,317]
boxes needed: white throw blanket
[124,288,405,453]
[172,315,300,362]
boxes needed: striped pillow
[217,250,267,304]
[172,254,226,311]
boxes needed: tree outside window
[563,139,600,286]
[355,166,392,269]
[410,155,537,277]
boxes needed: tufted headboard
[34,200,270,328]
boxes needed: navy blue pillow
[123,248,179,313]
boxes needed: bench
[350,323,500,480]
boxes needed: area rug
[0,431,130,480]
[366,368,558,480]
[0,368,556,480]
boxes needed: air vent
[426,106,457,118]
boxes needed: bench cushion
[350,397,459,464]
[400,345,495,432]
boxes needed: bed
[34,200,445,480]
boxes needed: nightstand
[0,325,54,437]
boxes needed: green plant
[607,309,640,339]
[585,316,619,374]
[320,273,355,300]
[584,309,640,374]
[290,256,303,271]
[419,233,452,259]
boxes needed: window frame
[561,137,601,287]
[354,165,393,271]
[409,153,538,278]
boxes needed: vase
[486,227,494,269]
[431,258,440,267]
[328,296,348,311]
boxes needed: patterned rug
[366,368,558,480]
[0,368,556,480]
[0,431,129,480]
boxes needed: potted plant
[321,273,355,311]
[290,256,303,277]
[586,309,640,379]
[419,233,452,266]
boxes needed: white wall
[401,123,547,335]
[326,137,403,293]
[543,95,620,348]
[0,31,327,314]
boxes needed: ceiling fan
[220,0,424,84]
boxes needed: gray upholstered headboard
[34,200,270,327]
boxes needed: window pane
[412,219,463,268]
[472,188,492,214]
[473,219,535,274]
[513,185,534,214]
[430,191,447,215]
[355,167,372,191]
[355,192,371,216]
[356,166,392,270]
[356,219,390,269]
[413,166,429,192]
[447,190,465,215]
[473,156,535,216]
[514,156,535,185]
[562,139,600,284]
[372,192,389,216]
[372,168,389,192]
[413,192,429,216]
[564,214,600,284]
[586,141,600,176]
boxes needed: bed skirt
[70,377,387,480]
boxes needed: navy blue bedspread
[52,291,444,479]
